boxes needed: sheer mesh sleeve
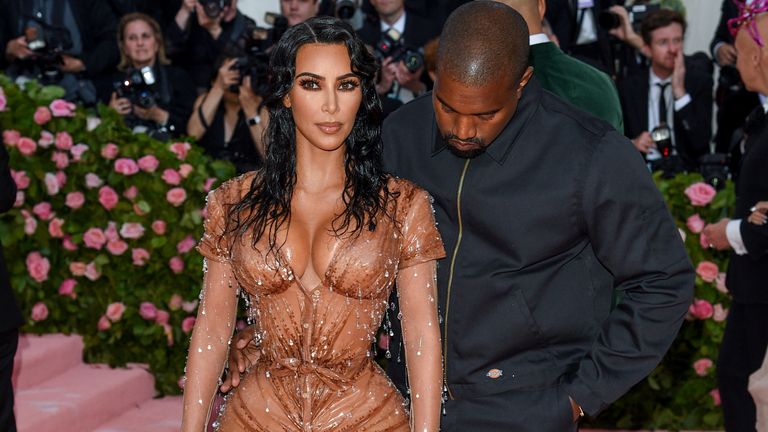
[197,189,231,263]
[399,187,446,269]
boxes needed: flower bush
[0,76,235,394]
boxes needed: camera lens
[336,0,356,20]
[598,10,621,30]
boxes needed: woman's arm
[238,76,267,160]
[188,58,239,140]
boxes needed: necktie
[657,82,670,126]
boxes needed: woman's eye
[338,80,360,91]
[300,79,320,90]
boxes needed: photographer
[0,0,119,105]
[187,57,265,174]
[281,0,320,26]
[166,0,255,92]
[108,13,195,140]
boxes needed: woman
[181,16,444,432]
[187,57,267,174]
[108,13,195,138]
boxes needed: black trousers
[0,328,18,432]
[718,303,768,432]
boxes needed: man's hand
[133,104,170,125]
[59,55,85,73]
[5,36,34,61]
[196,2,223,39]
[747,201,768,225]
[632,131,655,154]
[715,43,737,66]
[215,58,240,92]
[109,92,132,115]
[394,62,426,95]
[671,49,686,100]
[606,6,644,51]
[702,218,731,250]
[220,325,261,392]
[569,397,583,423]
[376,57,397,95]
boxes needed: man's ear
[516,66,534,99]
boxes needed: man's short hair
[640,9,687,45]
[437,1,529,87]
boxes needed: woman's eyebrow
[295,72,357,81]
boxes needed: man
[702,6,768,431]
[544,0,615,73]
[617,9,712,173]
[281,0,320,27]
[497,0,623,132]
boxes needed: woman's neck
[294,140,345,194]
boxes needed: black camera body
[227,14,288,97]
[699,153,730,190]
[375,28,424,73]
[114,66,158,109]
[598,3,661,31]
[335,0,358,20]
[200,0,229,18]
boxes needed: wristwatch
[247,115,261,127]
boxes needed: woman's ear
[283,95,292,108]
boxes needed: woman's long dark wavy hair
[224,16,393,253]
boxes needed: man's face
[646,23,684,75]
[370,0,404,18]
[432,68,533,158]
[281,0,319,26]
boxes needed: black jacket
[356,9,440,51]
[382,79,694,418]
[710,0,737,58]
[0,142,23,333]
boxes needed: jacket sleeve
[710,0,734,59]
[163,67,197,136]
[674,69,714,164]
[563,130,695,416]
[79,0,119,77]
[0,144,17,213]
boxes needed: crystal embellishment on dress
[486,369,503,379]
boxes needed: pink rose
[10,170,30,190]
[179,164,194,178]
[107,240,128,256]
[203,178,217,193]
[55,171,67,189]
[182,300,198,313]
[38,131,54,147]
[177,235,197,254]
[713,303,729,322]
[85,262,101,281]
[3,130,20,145]
[14,191,24,208]
[169,142,191,160]
[70,143,89,161]
[70,261,87,276]
[151,220,166,235]
[26,252,50,283]
[48,218,64,238]
[106,302,126,322]
[31,302,49,321]
[120,222,145,239]
[85,173,103,189]
[52,151,70,169]
[138,155,159,172]
[114,158,139,176]
[49,99,76,117]
[101,143,119,160]
[169,256,185,274]
[62,236,78,251]
[58,279,77,299]
[132,203,147,216]
[34,106,52,125]
[169,294,183,311]
[693,358,713,376]
[696,261,719,283]
[23,214,37,235]
[123,186,138,200]
[155,310,170,325]
[689,298,714,320]
[98,315,111,331]
[716,272,728,293]
[0,89,5,111]
[98,186,119,210]
[54,131,73,150]
[105,222,119,242]
[161,168,182,185]
[139,302,158,320]
[33,202,53,220]
[132,248,150,266]
[44,173,60,195]
[710,389,721,406]
[17,137,37,156]
[84,228,107,250]
[684,182,717,207]
[182,317,196,334]
[166,187,187,207]
[65,192,85,209]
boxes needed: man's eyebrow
[295,72,359,81]
[435,94,501,116]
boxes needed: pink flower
[132,203,147,216]
[166,188,187,207]
[54,131,73,150]
[58,279,77,299]
[55,171,67,189]
[696,261,719,283]
[70,143,89,161]
[105,221,119,242]
[34,106,52,125]
[83,228,107,250]
[120,222,145,239]
[85,262,101,281]
[38,131,54,147]
[163,323,174,346]
[26,252,50,283]
[684,182,717,207]
[693,358,713,376]
[106,240,128,256]
[169,142,191,160]
[14,191,24,208]
[182,317,196,333]
[17,137,37,156]
[62,236,78,251]
[65,192,85,209]
[179,164,194,178]
[23,214,37,235]
[139,302,158,320]
[44,173,60,195]
[177,236,197,254]
[106,302,126,322]
[169,294,183,311]
[713,303,728,322]
[49,99,76,117]
[151,220,166,235]
[3,130,20,146]
[161,168,182,185]
[31,302,49,321]
[689,298,714,320]
[155,310,170,325]
[114,158,139,176]
[70,261,87,276]
[182,300,198,313]
[52,151,70,169]
[48,218,64,238]
[85,173,103,189]
[98,315,111,331]
[10,170,29,190]
[169,256,185,274]
[0,89,5,111]
[137,155,159,172]
[132,248,150,266]
[101,143,119,160]
[203,177,217,193]
[33,202,53,220]
[98,186,119,210]
[710,389,721,406]
[716,272,728,293]
[123,186,138,200]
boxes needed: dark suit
[618,62,713,170]
[0,142,22,432]
[717,107,768,432]
[544,0,616,73]
[356,9,440,53]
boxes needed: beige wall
[238,0,281,26]
[682,0,721,55]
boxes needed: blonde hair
[117,13,170,71]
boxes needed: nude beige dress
[194,173,445,431]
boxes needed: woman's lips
[316,122,342,134]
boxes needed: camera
[114,66,158,109]
[335,0,358,20]
[699,153,730,190]
[226,14,287,97]
[22,20,73,82]
[598,3,661,31]
[650,124,673,158]
[200,0,229,19]
[375,28,424,73]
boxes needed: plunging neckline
[277,233,356,292]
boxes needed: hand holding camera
[632,131,656,154]
[5,36,34,61]
[215,58,241,92]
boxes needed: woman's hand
[238,76,261,115]
[215,58,241,92]
[109,92,133,115]
[747,201,768,225]
[133,104,170,125]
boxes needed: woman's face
[122,19,158,68]
[286,43,362,154]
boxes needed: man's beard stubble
[443,134,487,159]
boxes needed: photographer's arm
[175,0,198,32]
[239,76,267,160]
[188,59,238,139]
